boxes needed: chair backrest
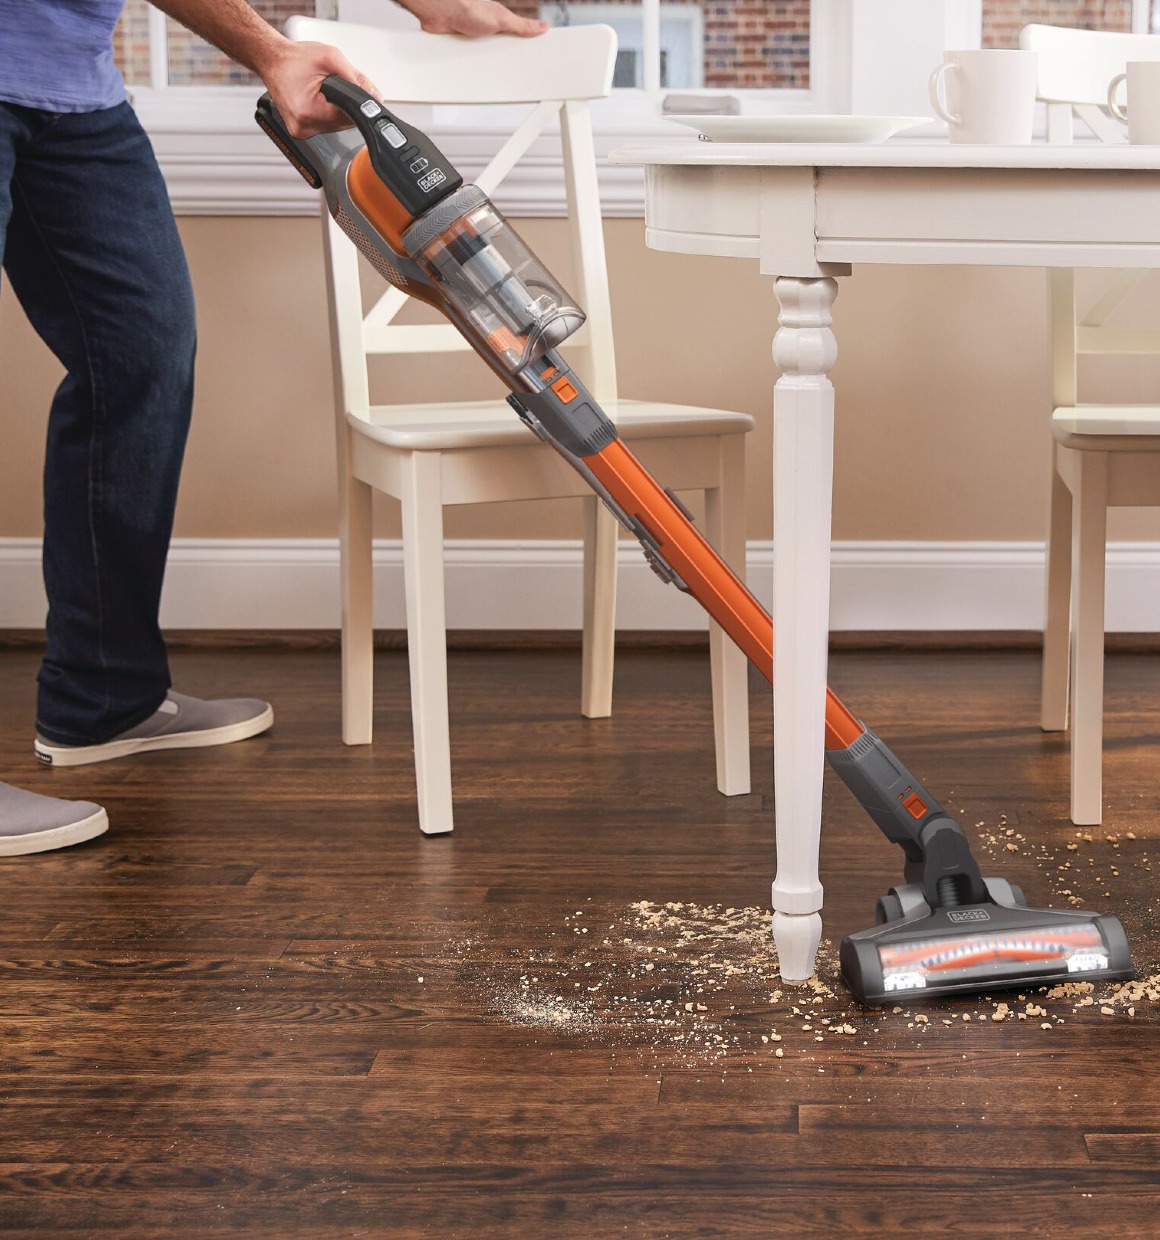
[1045,266,1160,410]
[1020,24,1160,143]
[1019,25,1160,407]
[286,17,619,421]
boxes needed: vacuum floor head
[841,880,1133,1006]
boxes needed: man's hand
[261,40,381,139]
[400,0,549,38]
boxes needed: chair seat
[1053,404,1160,447]
[350,398,754,451]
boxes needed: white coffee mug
[1108,61,1160,144]
[929,48,1039,144]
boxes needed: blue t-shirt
[0,1,128,112]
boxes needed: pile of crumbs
[445,894,1159,1069]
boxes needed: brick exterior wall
[983,0,1132,47]
[112,0,152,85]
[115,0,306,86]
[114,1,1138,90]
[702,1,811,89]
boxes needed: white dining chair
[287,17,755,835]
[1021,24,1160,824]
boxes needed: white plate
[666,114,931,144]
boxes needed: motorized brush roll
[841,900,1132,1001]
[402,186,586,375]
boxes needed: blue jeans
[0,101,196,744]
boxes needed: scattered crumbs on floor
[442,822,1158,1069]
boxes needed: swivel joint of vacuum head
[827,725,985,906]
[905,814,988,909]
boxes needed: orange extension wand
[257,80,1132,1005]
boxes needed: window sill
[134,85,1100,218]
[131,85,802,216]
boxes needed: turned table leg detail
[769,275,840,983]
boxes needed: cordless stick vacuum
[257,80,1133,1005]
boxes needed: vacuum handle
[319,76,462,216]
[255,93,323,189]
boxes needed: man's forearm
[148,0,289,81]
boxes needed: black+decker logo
[947,908,991,923]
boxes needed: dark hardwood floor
[1,639,1158,1237]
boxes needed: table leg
[770,275,839,983]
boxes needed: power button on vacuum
[377,121,407,149]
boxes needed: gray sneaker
[0,781,109,855]
[34,692,274,768]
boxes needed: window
[536,1,809,92]
[111,0,1157,215]
[116,0,810,98]
[113,0,820,214]
[115,0,1154,94]
[540,4,707,91]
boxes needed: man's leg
[0,103,108,852]
[4,103,271,764]
[3,102,195,744]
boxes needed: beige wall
[4,214,1160,544]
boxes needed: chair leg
[1041,442,1073,733]
[704,435,752,796]
[581,496,617,719]
[1068,451,1109,827]
[340,443,375,746]
[400,452,455,835]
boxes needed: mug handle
[928,61,961,126]
[1108,72,1129,123]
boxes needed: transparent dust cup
[408,196,585,374]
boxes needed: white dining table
[607,137,1160,984]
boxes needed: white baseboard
[2,537,1160,633]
